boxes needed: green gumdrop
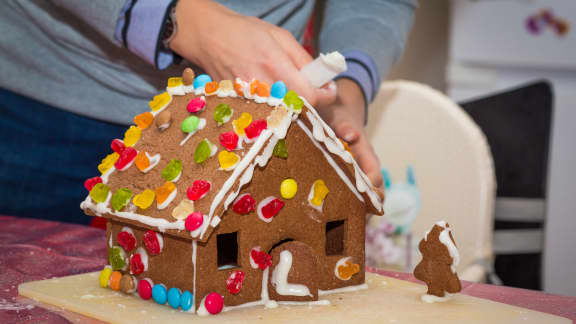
[90,183,110,203]
[181,116,200,133]
[111,188,133,211]
[273,139,288,159]
[162,159,183,181]
[194,139,214,164]
[214,104,232,125]
[283,90,303,112]
[109,246,127,270]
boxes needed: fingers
[351,136,383,188]
[314,82,338,108]
[270,27,314,69]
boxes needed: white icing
[167,85,185,96]
[307,182,324,212]
[119,226,134,238]
[210,216,221,227]
[108,234,113,248]
[438,226,460,273]
[253,94,267,103]
[180,118,207,146]
[183,85,194,94]
[196,296,209,316]
[249,247,261,269]
[191,240,198,313]
[267,97,283,107]
[141,153,161,173]
[318,283,368,296]
[271,250,312,297]
[132,247,149,273]
[101,167,115,184]
[334,257,352,280]
[194,87,205,96]
[190,214,208,238]
[172,170,182,183]
[217,88,237,98]
[257,196,278,223]
[157,188,177,210]
[156,232,164,252]
[421,293,453,303]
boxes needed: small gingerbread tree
[413,221,461,301]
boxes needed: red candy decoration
[260,197,285,219]
[187,97,206,113]
[204,292,224,315]
[114,147,137,170]
[251,249,272,270]
[143,230,162,255]
[232,194,256,215]
[186,180,211,201]
[130,253,145,275]
[117,231,136,252]
[244,120,267,140]
[84,176,103,191]
[138,279,153,300]
[185,212,204,232]
[226,270,245,295]
[111,139,126,154]
[219,131,239,151]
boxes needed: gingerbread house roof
[81,71,384,242]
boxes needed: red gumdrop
[186,180,211,201]
[204,292,224,315]
[84,176,103,191]
[114,147,137,170]
[260,198,285,219]
[111,139,126,154]
[138,279,153,300]
[244,120,267,139]
[226,270,245,295]
[232,194,256,215]
[130,253,145,275]
[185,212,204,232]
[143,230,162,255]
[251,249,272,270]
[117,231,136,252]
[219,131,239,151]
[187,97,206,113]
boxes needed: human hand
[316,79,383,188]
[170,0,335,107]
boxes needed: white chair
[366,81,496,282]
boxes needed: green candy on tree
[181,116,200,133]
[110,188,133,211]
[283,90,303,112]
[109,246,127,270]
[194,139,216,164]
[213,103,233,126]
[90,183,110,203]
[162,159,183,181]
[273,139,288,159]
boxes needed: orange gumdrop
[156,181,176,204]
[256,81,271,97]
[338,261,360,280]
[205,81,219,95]
[234,81,244,96]
[134,112,154,130]
[109,271,123,291]
[134,151,151,171]
[340,139,353,156]
[249,80,260,96]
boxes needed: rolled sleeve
[336,50,381,105]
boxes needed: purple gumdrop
[526,16,541,35]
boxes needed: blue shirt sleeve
[337,50,381,106]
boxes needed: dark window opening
[217,232,239,270]
[325,220,345,255]
[268,238,294,253]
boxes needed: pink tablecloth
[0,215,574,323]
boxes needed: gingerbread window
[325,220,346,256]
[217,232,239,270]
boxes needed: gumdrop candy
[114,147,137,170]
[99,266,112,288]
[90,183,110,203]
[244,120,267,140]
[310,179,329,207]
[109,271,123,291]
[234,80,244,96]
[168,288,182,309]
[120,274,137,294]
[226,270,245,295]
[133,189,155,210]
[185,212,204,232]
[181,115,200,133]
[134,111,154,129]
[123,126,141,147]
[84,176,102,192]
[219,131,239,151]
[109,246,127,271]
[255,81,270,97]
[232,112,253,136]
[194,139,216,164]
[267,106,288,128]
[250,248,272,270]
[187,180,211,201]
[167,77,183,88]
[180,291,194,311]
[182,68,195,86]
[193,74,212,89]
[232,193,256,215]
[249,80,260,96]
[152,284,167,304]
[149,92,171,111]
[187,96,206,113]
[280,178,297,199]
[270,81,287,99]
[156,182,176,205]
[111,188,133,211]
[138,279,153,300]
[162,159,183,181]
[219,80,234,93]
[171,199,195,220]
[204,292,223,315]
[143,230,163,255]
[257,197,285,221]
[111,139,126,154]
[213,103,233,126]
[134,151,150,171]
[117,229,136,252]
[283,90,304,112]
[273,139,288,159]
[340,139,353,155]
[218,151,239,170]
[98,152,119,174]
[337,260,360,280]
[204,81,219,95]
[130,252,146,275]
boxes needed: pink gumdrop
[84,176,102,191]
[114,147,137,170]
[204,292,223,314]
[117,230,136,252]
[138,279,153,300]
[111,139,126,154]
[187,97,206,113]
[186,180,211,201]
[185,212,204,232]
[143,230,162,255]
[244,120,267,139]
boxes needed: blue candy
[193,74,212,89]
[167,288,181,309]
[180,290,194,311]
[152,284,167,305]
[270,81,287,99]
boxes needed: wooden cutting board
[18,272,569,324]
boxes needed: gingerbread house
[81,68,384,315]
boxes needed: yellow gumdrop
[219,80,234,93]
[167,77,183,88]
[123,126,141,147]
[310,179,329,206]
[98,152,119,174]
[280,178,298,199]
[149,92,171,111]
[171,199,194,220]
[99,266,112,288]
[133,189,155,210]
[232,112,253,136]
[218,151,240,170]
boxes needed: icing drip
[421,293,453,303]
[134,247,149,272]
[101,167,115,184]
[180,118,207,146]
[210,216,221,227]
[196,296,209,316]
[191,240,198,313]
[439,227,460,273]
[167,85,185,96]
[141,153,161,173]
[271,250,312,297]
[318,283,368,296]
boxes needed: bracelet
[162,1,179,49]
